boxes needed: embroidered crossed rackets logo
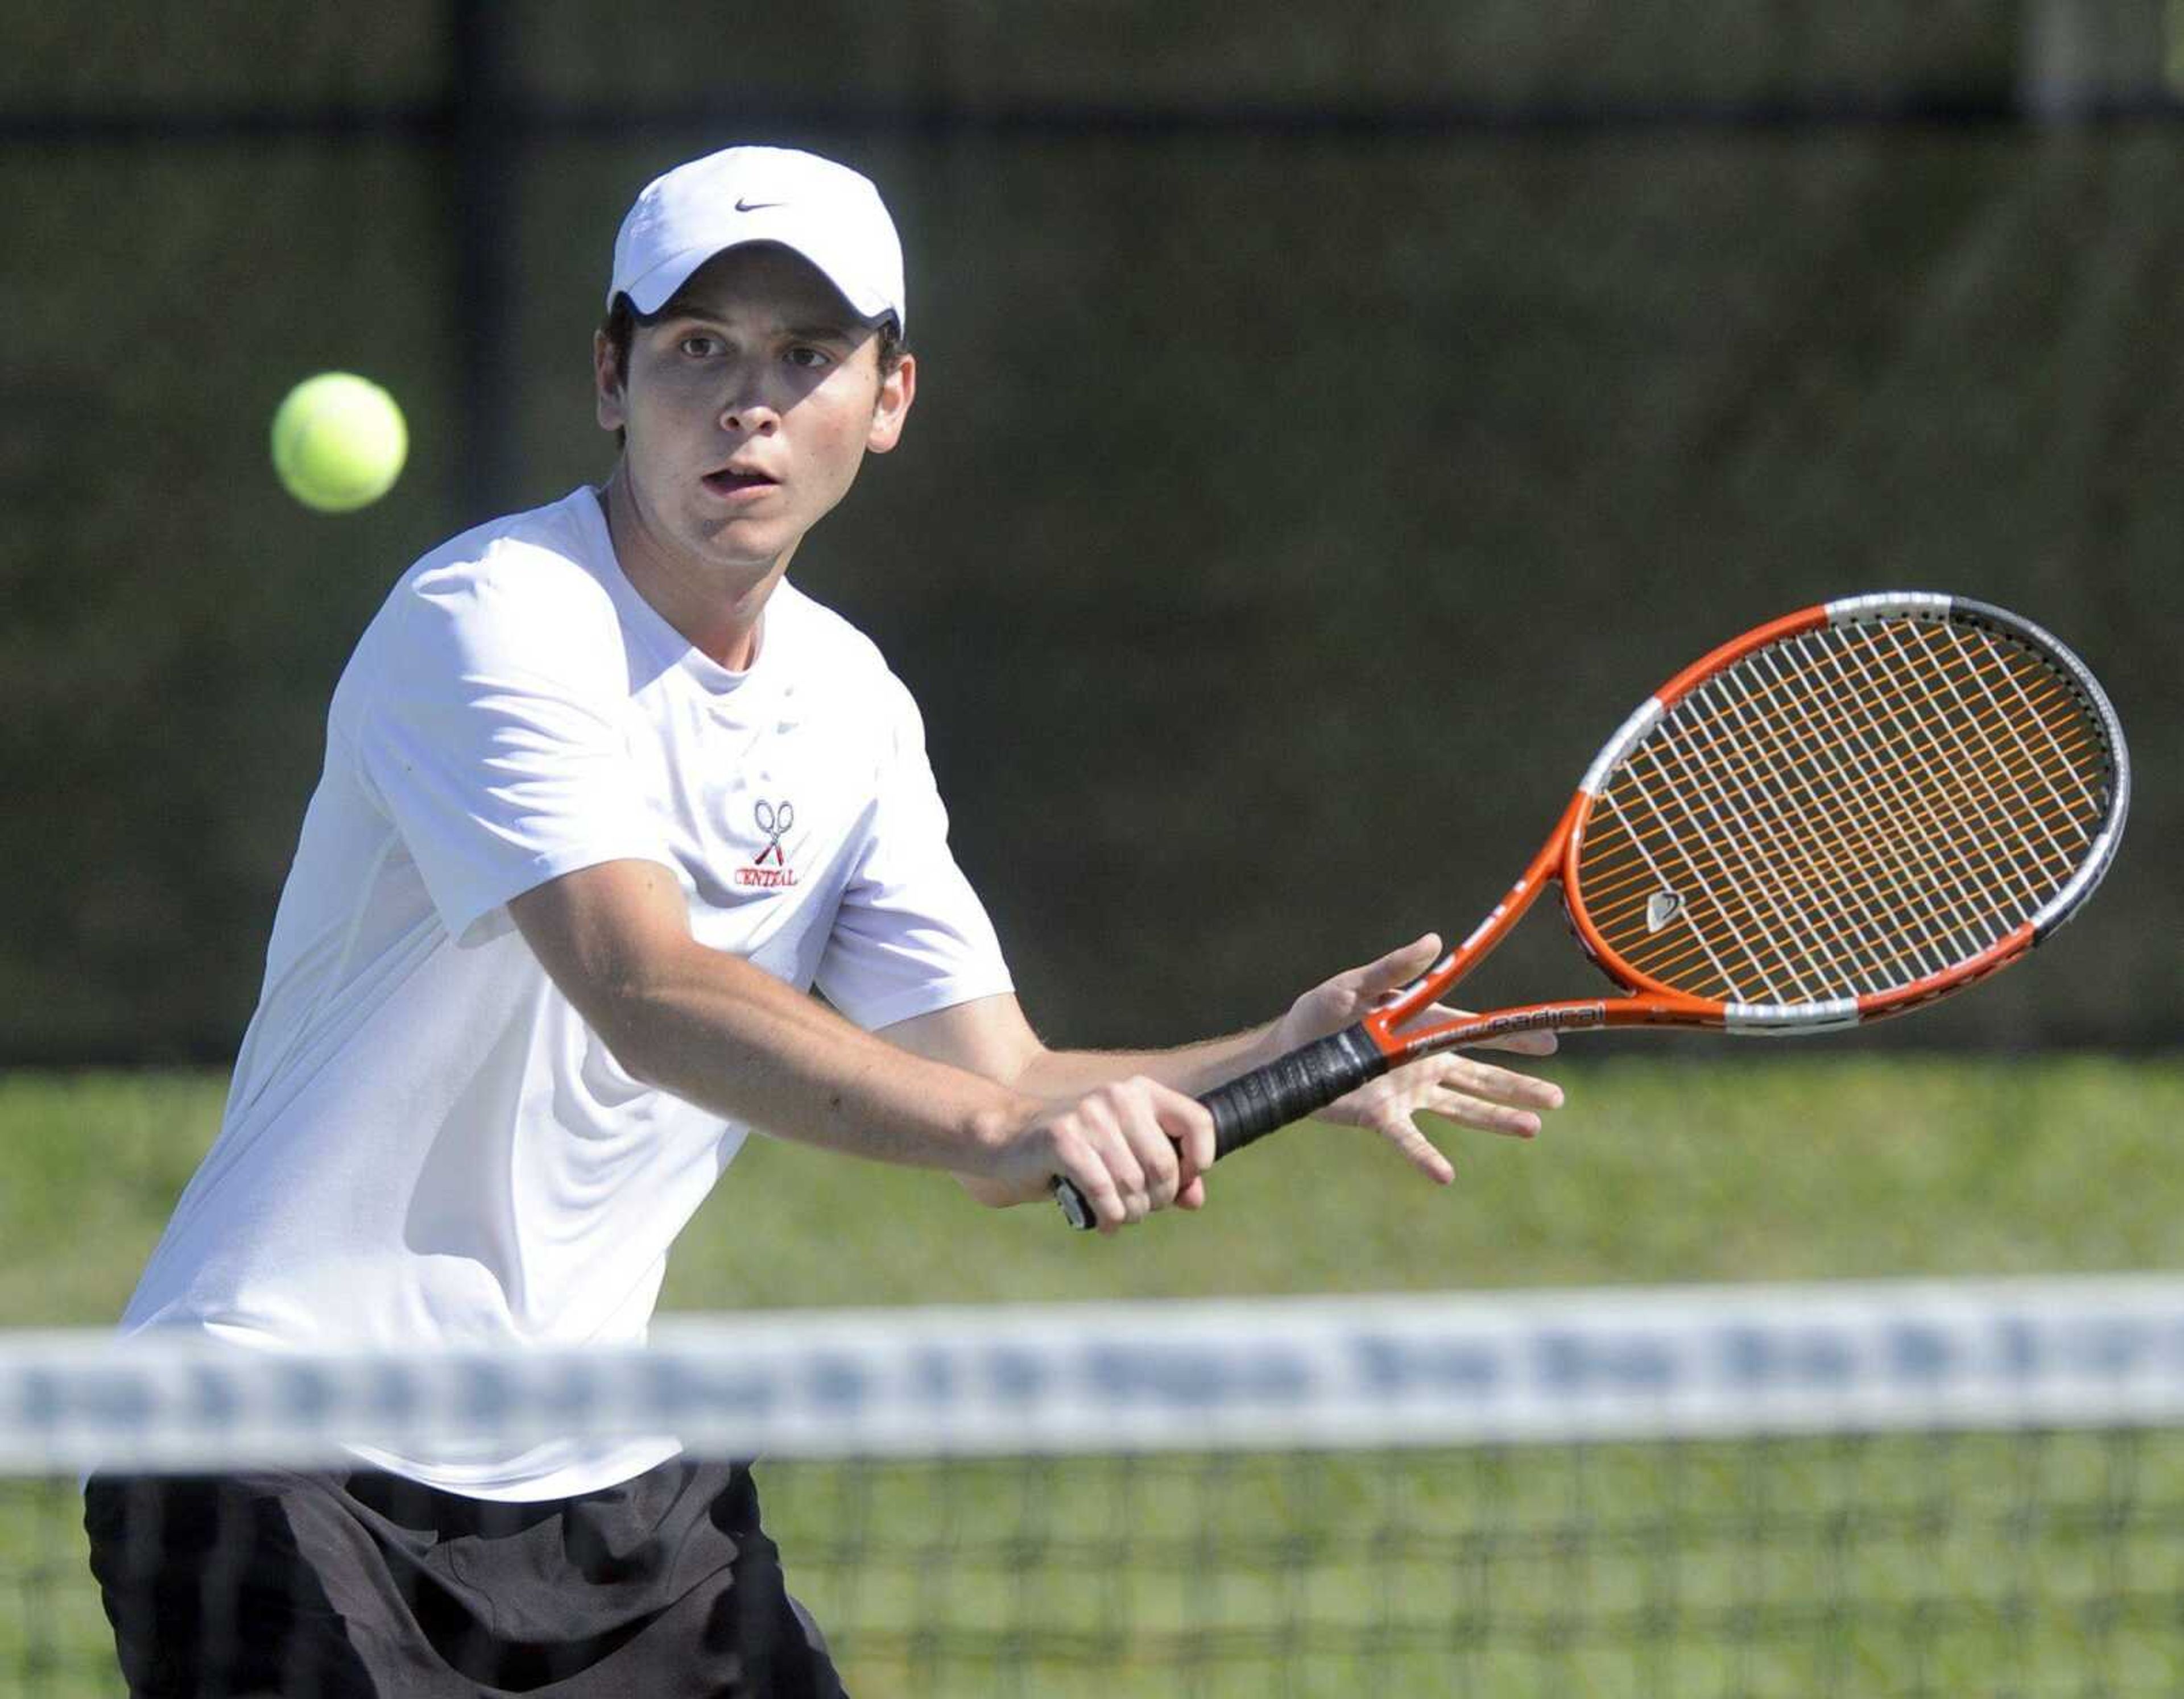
[754,799,794,865]
[738,799,800,889]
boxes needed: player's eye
[677,335,723,358]
[785,346,833,370]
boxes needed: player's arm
[880,993,1266,1101]
[507,857,1213,1230]
[883,935,1565,1191]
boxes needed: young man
[86,146,1563,1695]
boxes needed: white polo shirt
[118,487,1014,1499]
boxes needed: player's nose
[719,396,780,435]
[714,362,783,435]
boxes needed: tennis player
[86,145,1563,1696]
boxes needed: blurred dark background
[2,1,2177,1063]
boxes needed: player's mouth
[701,466,781,500]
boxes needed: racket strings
[1631,625,2096,998]
[1642,620,2096,991]
[1801,622,2099,901]
[1647,631,2103,859]
[1576,616,2111,1005]
[1593,737,1997,1002]
[1596,716,2020,998]
[1608,705,1930,995]
[1645,628,2088,987]
[1861,624,2096,872]
[1585,662,1992,996]
[1892,623,2103,857]
[1601,706,1965,1000]
[1638,647,1983,987]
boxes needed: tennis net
[10,1275,2184,1696]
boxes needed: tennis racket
[1054,592,2128,1230]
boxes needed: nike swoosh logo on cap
[735,198,785,212]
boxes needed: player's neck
[597,473,790,672]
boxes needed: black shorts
[83,1457,847,1698]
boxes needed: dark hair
[598,287,907,448]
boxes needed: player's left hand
[1274,934,1565,1184]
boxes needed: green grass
[5,1056,2182,1696]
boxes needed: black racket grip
[1051,1023,1385,1230]
[1205,1023,1386,1157]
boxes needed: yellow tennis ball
[270,372,408,512]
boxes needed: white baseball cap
[606,145,907,333]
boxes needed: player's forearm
[609,947,1029,1175]
[1012,1023,1277,1102]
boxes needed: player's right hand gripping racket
[1054,593,2128,1230]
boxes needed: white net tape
[10,1274,2184,1475]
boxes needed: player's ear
[867,350,915,455]
[594,330,627,432]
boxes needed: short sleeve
[350,552,674,944]
[815,681,1014,1029]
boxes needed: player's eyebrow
[780,321,864,345]
[656,307,862,345]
